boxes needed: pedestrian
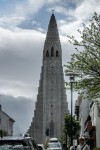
[70,145,74,150]
[76,136,89,150]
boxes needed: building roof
[0,105,15,122]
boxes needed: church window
[46,50,49,57]
[46,128,49,136]
[51,47,54,57]
[56,50,59,57]
[49,120,54,137]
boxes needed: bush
[93,147,100,150]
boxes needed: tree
[65,12,100,99]
[64,115,80,139]
[0,129,8,138]
[43,137,49,150]
[61,115,80,147]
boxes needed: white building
[75,92,100,149]
[90,100,100,147]
[75,92,90,139]
[85,100,100,148]
[0,104,15,136]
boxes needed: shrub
[93,147,100,150]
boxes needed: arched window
[49,120,54,137]
[46,128,49,136]
[51,47,54,57]
[56,50,59,57]
[46,50,49,57]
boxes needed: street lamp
[65,72,79,146]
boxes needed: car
[49,138,58,143]
[0,136,39,150]
[47,142,62,150]
[38,144,45,150]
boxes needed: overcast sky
[0,0,100,136]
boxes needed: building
[0,104,15,136]
[75,92,100,149]
[75,92,90,139]
[84,99,100,149]
[28,13,69,143]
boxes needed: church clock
[50,63,54,68]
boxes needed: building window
[46,50,49,57]
[49,120,54,137]
[46,128,49,136]
[56,50,59,57]
[51,47,54,57]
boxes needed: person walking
[76,136,89,150]
[70,146,74,150]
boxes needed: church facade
[28,13,69,143]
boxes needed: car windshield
[48,143,61,148]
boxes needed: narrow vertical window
[51,47,54,57]
[49,120,54,137]
[56,50,59,57]
[46,50,49,57]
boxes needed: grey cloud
[0,28,46,97]
[0,94,35,135]
[0,49,41,82]
[0,28,45,82]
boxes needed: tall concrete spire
[28,14,69,144]
[46,13,59,40]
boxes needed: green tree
[65,115,80,139]
[60,129,68,149]
[61,115,80,147]
[0,129,8,138]
[65,12,100,99]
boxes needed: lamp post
[65,72,79,146]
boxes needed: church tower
[28,13,69,143]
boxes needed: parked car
[47,142,62,150]
[49,138,58,143]
[0,136,39,150]
[38,144,45,150]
